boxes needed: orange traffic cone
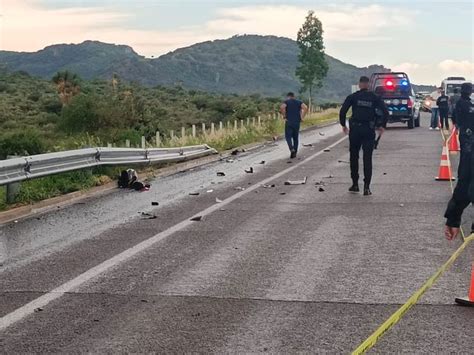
[435,146,455,181]
[455,263,474,306]
[448,127,461,153]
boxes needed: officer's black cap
[461,82,472,95]
[359,76,370,83]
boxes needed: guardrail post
[211,123,215,135]
[107,143,112,148]
[141,136,146,149]
[234,120,238,130]
[240,120,244,129]
[181,126,186,138]
[125,139,130,148]
[258,116,261,126]
[170,130,175,139]
[201,123,206,135]
[155,131,161,147]
[219,121,223,131]
[246,118,250,126]
[252,117,256,126]
[227,121,230,129]
[192,125,196,138]
[6,155,20,204]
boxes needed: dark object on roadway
[324,175,334,179]
[34,307,43,313]
[318,187,325,192]
[280,192,286,195]
[190,216,202,222]
[455,297,474,307]
[231,149,239,156]
[323,148,331,152]
[338,160,350,164]
[132,181,151,191]
[189,192,200,196]
[245,167,254,173]
[151,202,159,206]
[262,184,276,188]
[259,160,266,164]
[217,172,226,176]
[319,132,326,136]
[140,212,157,219]
[284,177,307,185]
[303,143,313,147]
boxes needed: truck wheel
[408,117,414,129]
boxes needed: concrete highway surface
[1,113,473,353]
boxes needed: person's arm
[300,103,308,120]
[339,95,352,133]
[280,103,287,120]
[444,195,471,240]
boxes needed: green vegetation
[0,36,392,101]
[296,11,329,109]
[0,68,338,211]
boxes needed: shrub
[0,130,48,159]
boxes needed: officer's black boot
[348,181,359,193]
[363,183,372,196]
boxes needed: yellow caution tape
[353,233,474,354]
[353,130,472,354]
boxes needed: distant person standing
[429,87,442,130]
[280,92,308,159]
[437,90,450,130]
[450,88,461,124]
[340,76,388,196]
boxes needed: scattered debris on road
[151,202,159,206]
[319,132,326,136]
[318,187,325,192]
[231,149,240,156]
[338,160,350,164]
[140,212,157,219]
[206,189,214,193]
[234,187,245,191]
[245,167,254,174]
[190,216,202,222]
[34,307,43,313]
[189,192,200,196]
[284,177,307,185]
[303,143,313,147]
[323,148,331,152]
[217,172,226,177]
[226,158,235,163]
[314,181,326,187]
[280,192,286,195]
[324,175,334,179]
[259,160,266,164]
[262,184,276,188]
[399,204,405,207]
[216,197,223,203]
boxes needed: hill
[0,35,394,101]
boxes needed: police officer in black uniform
[444,82,474,240]
[339,76,389,196]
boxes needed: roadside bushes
[0,130,49,159]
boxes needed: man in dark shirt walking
[437,90,450,130]
[339,76,389,195]
[280,92,308,159]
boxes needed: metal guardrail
[0,145,217,186]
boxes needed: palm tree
[52,71,81,105]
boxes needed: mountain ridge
[0,35,430,101]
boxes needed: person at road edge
[444,82,474,307]
[437,90,450,130]
[339,76,389,196]
[280,92,308,159]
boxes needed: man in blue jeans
[280,92,308,159]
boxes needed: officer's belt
[350,120,374,126]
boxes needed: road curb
[0,120,338,226]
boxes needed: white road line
[0,135,348,332]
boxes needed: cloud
[392,60,474,85]
[438,60,474,75]
[1,1,415,57]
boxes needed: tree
[52,71,81,105]
[296,11,328,112]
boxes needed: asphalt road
[0,113,473,354]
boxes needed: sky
[0,0,473,85]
